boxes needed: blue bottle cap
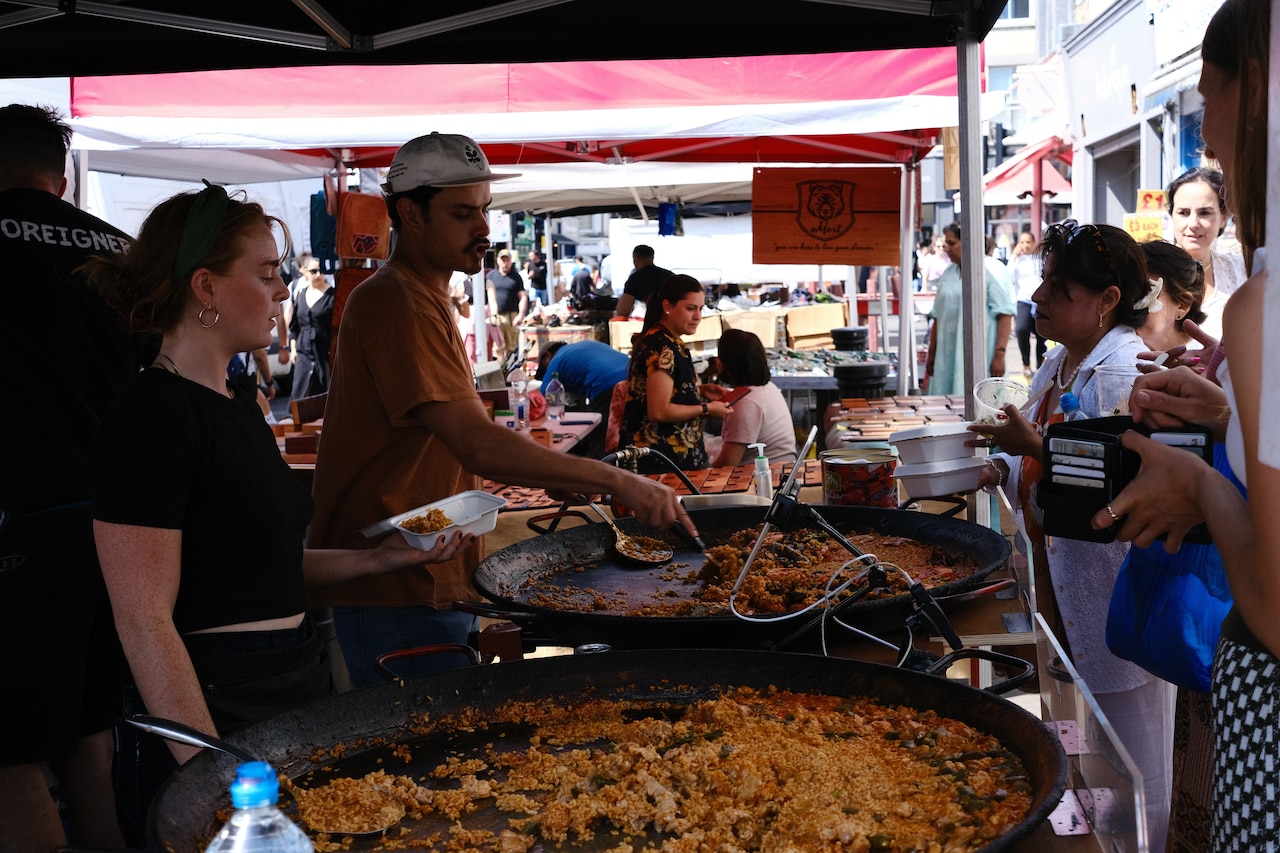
[1060,391,1081,413]
[230,761,280,809]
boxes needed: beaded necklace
[1055,356,1081,391]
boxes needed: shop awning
[983,134,1073,208]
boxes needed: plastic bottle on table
[544,372,565,422]
[205,761,313,853]
[750,442,773,500]
[506,367,529,428]
[1060,391,1087,421]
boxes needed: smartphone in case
[717,386,753,406]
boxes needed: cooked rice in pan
[298,685,1033,852]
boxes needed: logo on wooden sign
[753,167,901,265]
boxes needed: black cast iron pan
[147,649,1066,853]
[469,505,1012,649]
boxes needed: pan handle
[452,600,537,626]
[126,714,259,763]
[922,648,1036,695]
[373,643,482,681]
[526,509,593,535]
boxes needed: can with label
[820,449,899,507]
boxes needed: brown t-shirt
[307,261,483,608]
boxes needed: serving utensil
[127,715,405,836]
[576,497,674,565]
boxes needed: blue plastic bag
[1105,443,1244,692]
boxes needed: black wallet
[1037,415,1213,544]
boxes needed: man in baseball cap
[381,131,519,193]
[308,133,693,690]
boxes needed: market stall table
[279,412,601,487]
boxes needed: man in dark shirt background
[0,102,147,853]
[524,248,548,306]
[569,262,595,303]
[613,244,673,318]
[486,247,526,355]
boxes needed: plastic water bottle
[1060,391,1087,421]
[506,367,529,428]
[544,373,566,422]
[205,761,312,853]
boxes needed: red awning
[983,135,1072,207]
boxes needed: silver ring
[1105,504,1119,521]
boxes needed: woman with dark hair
[1165,165,1246,340]
[82,184,468,827]
[619,274,733,471]
[709,329,797,467]
[1136,240,1207,356]
[969,220,1174,851]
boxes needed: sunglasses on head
[1043,218,1120,283]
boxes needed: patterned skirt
[1213,636,1280,851]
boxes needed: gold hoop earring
[198,306,219,328]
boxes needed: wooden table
[279,412,602,486]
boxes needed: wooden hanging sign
[752,167,902,265]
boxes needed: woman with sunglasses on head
[968,219,1174,851]
[1096,1,1276,847]
[1166,166,1246,343]
[619,274,734,473]
[81,184,470,832]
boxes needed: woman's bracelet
[701,401,709,416]
[982,458,1006,494]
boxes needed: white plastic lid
[893,456,989,478]
[889,421,973,443]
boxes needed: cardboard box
[785,302,849,351]
[609,314,723,354]
[529,427,553,447]
[720,308,782,349]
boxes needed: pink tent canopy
[68,47,982,175]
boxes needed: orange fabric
[335,191,391,260]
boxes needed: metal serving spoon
[127,715,405,837]
[576,497,674,565]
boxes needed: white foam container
[888,422,976,465]
[893,457,989,499]
[361,490,507,548]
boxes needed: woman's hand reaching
[1128,366,1230,439]
[966,403,1043,461]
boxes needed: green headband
[173,180,231,283]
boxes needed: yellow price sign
[1136,189,1167,213]
[1124,213,1165,242]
